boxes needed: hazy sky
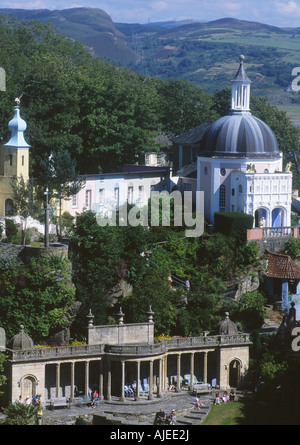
[0,0,300,27]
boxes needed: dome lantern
[230,55,251,112]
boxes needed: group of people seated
[124,380,137,398]
[214,389,236,405]
[16,394,41,407]
[154,408,176,425]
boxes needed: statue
[285,162,292,172]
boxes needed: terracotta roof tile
[264,250,300,279]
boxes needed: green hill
[1,8,300,112]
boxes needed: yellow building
[0,99,30,216]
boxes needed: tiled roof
[264,250,300,279]
[173,122,212,145]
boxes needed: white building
[65,165,174,217]
[174,56,292,228]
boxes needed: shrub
[214,212,254,241]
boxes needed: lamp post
[44,187,49,248]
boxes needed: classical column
[120,360,125,402]
[55,363,60,397]
[158,358,163,398]
[107,359,112,401]
[148,360,154,400]
[99,359,104,400]
[136,361,140,401]
[189,353,194,390]
[203,352,208,384]
[70,362,75,401]
[84,361,89,396]
[176,354,181,392]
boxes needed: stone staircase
[175,407,210,425]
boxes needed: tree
[0,256,76,343]
[10,176,41,245]
[37,149,85,239]
[0,402,39,425]
[70,210,150,334]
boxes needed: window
[85,190,91,209]
[127,186,133,204]
[99,188,105,205]
[238,184,243,193]
[114,187,119,207]
[138,185,144,203]
[72,194,78,208]
[22,155,24,166]
[219,185,226,211]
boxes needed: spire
[230,55,251,113]
[4,98,30,150]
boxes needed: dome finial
[239,54,245,63]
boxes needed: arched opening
[229,360,241,388]
[5,199,13,216]
[272,208,284,228]
[21,375,37,400]
[255,208,267,227]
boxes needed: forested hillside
[0,15,299,189]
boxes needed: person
[195,396,204,410]
[222,391,229,404]
[214,392,221,405]
[185,278,190,292]
[154,408,166,425]
[168,275,173,285]
[169,410,176,425]
[229,389,236,402]
[33,394,40,406]
[25,397,31,406]
[91,390,99,408]
[131,380,137,396]
[124,385,132,398]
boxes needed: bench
[192,383,212,395]
[49,397,70,410]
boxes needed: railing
[105,342,167,356]
[166,334,251,349]
[10,344,105,361]
[8,334,251,362]
[262,227,293,238]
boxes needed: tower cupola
[4,98,30,150]
[230,54,251,112]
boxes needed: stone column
[203,352,208,384]
[136,361,140,401]
[70,362,75,401]
[189,353,194,390]
[148,360,153,400]
[99,359,104,400]
[55,363,60,397]
[84,361,89,396]
[158,358,163,398]
[176,353,181,392]
[107,359,112,401]
[120,360,125,402]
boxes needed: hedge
[214,212,253,240]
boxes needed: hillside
[0,7,138,64]
[1,8,300,112]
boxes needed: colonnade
[46,351,212,402]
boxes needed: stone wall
[0,242,69,264]
[88,323,154,346]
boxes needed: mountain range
[1,7,300,114]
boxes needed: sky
[0,0,300,28]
